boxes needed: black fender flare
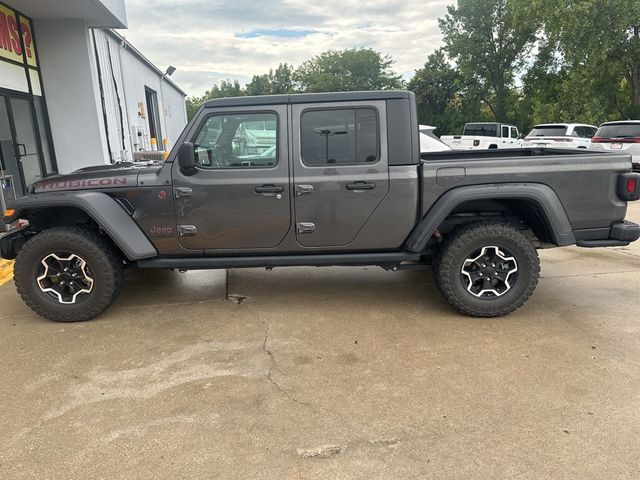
[4,192,157,260]
[405,183,576,252]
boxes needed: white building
[0,0,187,197]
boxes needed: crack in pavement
[263,322,313,409]
[239,303,315,410]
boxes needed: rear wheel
[14,226,124,322]
[433,222,540,317]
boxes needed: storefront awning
[9,0,127,28]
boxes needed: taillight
[592,137,640,143]
[618,173,640,201]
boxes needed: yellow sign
[0,4,37,68]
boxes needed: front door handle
[346,181,376,191]
[16,144,26,157]
[255,184,285,195]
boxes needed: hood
[32,163,143,194]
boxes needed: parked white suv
[441,122,522,150]
[522,123,597,149]
[589,121,640,169]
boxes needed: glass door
[0,93,46,197]
[0,96,24,197]
[10,97,44,191]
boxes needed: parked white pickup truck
[441,122,522,150]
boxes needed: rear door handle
[346,181,376,191]
[255,184,284,195]
[295,184,314,196]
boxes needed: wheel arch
[3,192,157,261]
[405,183,576,252]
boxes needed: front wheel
[433,222,540,317]
[14,226,125,322]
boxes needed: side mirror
[178,142,196,172]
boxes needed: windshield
[463,123,498,137]
[527,126,568,137]
[595,123,640,138]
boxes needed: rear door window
[300,108,379,166]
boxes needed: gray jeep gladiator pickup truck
[2,91,640,322]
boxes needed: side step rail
[138,252,422,270]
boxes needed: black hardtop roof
[203,90,412,108]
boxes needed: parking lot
[0,203,639,479]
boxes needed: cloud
[121,0,451,96]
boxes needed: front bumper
[576,220,640,248]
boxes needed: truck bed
[419,148,633,233]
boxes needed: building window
[301,108,379,166]
[0,3,56,196]
[145,86,161,144]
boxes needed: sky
[121,0,451,97]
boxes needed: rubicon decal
[39,178,129,191]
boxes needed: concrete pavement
[1,204,640,479]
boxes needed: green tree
[294,48,404,93]
[185,80,244,119]
[245,63,296,95]
[537,0,640,119]
[440,0,539,122]
[408,49,479,134]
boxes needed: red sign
[0,4,37,67]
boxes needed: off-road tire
[14,226,124,322]
[433,222,540,317]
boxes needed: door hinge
[296,222,316,234]
[175,187,192,198]
[178,225,197,236]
